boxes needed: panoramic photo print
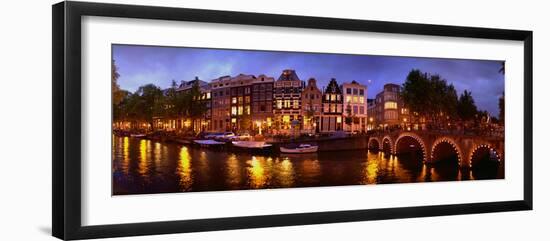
[111,44,505,195]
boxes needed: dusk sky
[113,44,504,116]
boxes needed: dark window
[359,89,364,95]
[346,88,352,94]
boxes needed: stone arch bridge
[368,131,504,168]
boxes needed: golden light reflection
[225,154,242,187]
[154,142,162,167]
[122,136,130,174]
[276,157,295,187]
[362,151,380,184]
[248,156,267,188]
[176,146,193,191]
[138,139,151,179]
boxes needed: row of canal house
[156,69,370,135]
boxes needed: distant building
[341,80,367,133]
[273,69,304,134]
[367,98,376,130]
[251,75,275,135]
[176,76,211,132]
[373,83,410,130]
[229,74,255,133]
[321,78,343,132]
[301,78,323,134]
[210,75,232,132]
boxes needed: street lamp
[256,121,262,135]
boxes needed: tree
[344,103,353,131]
[187,81,208,132]
[304,100,316,132]
[135,84,164,131]
[457,90,478,122]
[498,92,505,125]
[401,69,459,129]
[111,60,125,106]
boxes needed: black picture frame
[52,1,533,240]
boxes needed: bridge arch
[430,137,463,166]
[394,132,427,162]
[381,136,393,154]
[468,144,503,168]
[368,137,381,150]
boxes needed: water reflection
[112,136,504,195]
[176,146,193,191]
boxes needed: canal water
[112,136,503,195]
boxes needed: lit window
[346,96,352,103]
[245,96,250,104]
[293,100,299,109]
[283,115,290,123]
[336,116,342,123]
[353,96,358,103]
[238,106,243,115]
[232,97,237,104]
[276,100,283,109]
[244,105,250,115]
[384,101,397,109]
[231,106,237,115]
[206,92,211,99]
[359,97,364,103]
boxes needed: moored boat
[280,144,318,154]
[130,133,146,138]
[194,139,225,147]
[231,141,272,149]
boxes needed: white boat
[194,139,225,146]
[232,141,272,149]
[130,134,146,138]
[280,144,318,154]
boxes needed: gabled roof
[324,78,342,94]
[277,69,300,81]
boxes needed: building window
[336,116,342,123]
[238,106,243,115]
[359,89,364,96]
[384,101,397,109]
[325,95,330,101]
[244,105,250,115]
[346,88,352,94]
[359,106,365,114]
[359,97,364,104]
[245,96,250,104]
[346,96,352,103]
[401,108,408,114]
[232,97,237,104]
[276,100,283,109]
[293,100,299,109]
[353,96,358,103]
[353,88,358,95]
[353,106,358,114]
[284,100,291,108]
[231,106,237,115]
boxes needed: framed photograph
[52,1,532,240]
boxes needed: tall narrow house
[321,78,343,132]
[273,69,304,134]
